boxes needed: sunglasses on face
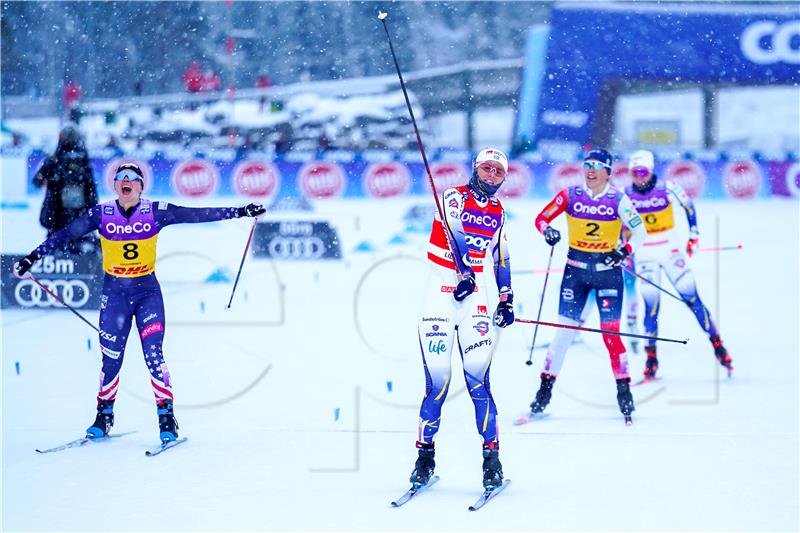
[114,171,144,183]
[583,161,609,171]
[479,164,506,177]
[630,167,651,178]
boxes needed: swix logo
[723,161,762,199]
[573,202,613,216]
[171,160,219,197]
[477,305,488,315]
[105,221,152,234]
[461,212,499,229]
[232,161,280,198]
[298,162,346,199]
[103,158,152,194]
[141,322,163,339]
[631,196,668,210]
[549,163,583,194]
[429,162,469,192]
[576,241,611,250]
[142,312,158,324]
[111,265,151,275]
[665,161,705,199]
[740,21,800,65]
[498,162,532,199]
[363,162,410,198]
[465,234,491,251]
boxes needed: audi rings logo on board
[14,279,91,308]
[548,162,584,194]
[428,162,469,192]
[170,160,219,198]
[611,163,632,191]
[362,162,411,198]
[723,161,762,199]
[498,161,532,199]
[664,161,706,198]
[103,158,152,195]
[740,20,800,65]
[268,236,326,260]
[232,161,281,199]
[298,162,346,199]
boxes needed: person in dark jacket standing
[33,124,99,255]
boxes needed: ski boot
[711,335,733,377]
[86,400,115,439]
[157,401,179,443]
[530,373,556,414]
[616,377,635,425]
[481,441,504,491]
[643,345,658,381]
[409,442,435,488]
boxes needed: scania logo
[363,163,411,198]
[232,161,280,198]
[105,221,152,234]
[723,161,762,199]
[171,160,219,197]
[429,162,469,192]
[631,196,668,210]
[267,236,326,259]
[298,162,346,199]
[461,212,499,229]
[14,279,91,308]
[573,202,613,216]
[740,20,800,65]
[549,163,584,194]
[498,162,532,199]
[665,161,705,199]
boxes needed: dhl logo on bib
[566,215,621,252]
[100,234,158,278]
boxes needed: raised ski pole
[698,244,743,253]
[526,246,555,366]
[14,270,99,333]
[620,264,685,303]
[227,217,259,308]
[516,318,687,345]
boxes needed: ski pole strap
[28,274,99,333]
[515,317,688,345]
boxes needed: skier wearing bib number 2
[625,149,733,381]
[410,148,514,492]
[14,162,265,443]
[526,148,647,425]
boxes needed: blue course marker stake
[15,361,20,375]
[200,301,205,313]
[387,380,393,393]
[334,407,340,421]
[87,338,92,351]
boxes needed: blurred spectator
[203,70,221,92]
[133,79,144,96]
[33,125,99,255]
[275,130,293,156]
[318,133,331,153]
[63,81,82,124]
[183,61,203,93]
[256,74,272,112]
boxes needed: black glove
[453,274,476,302]
[543,226,561,246]
[238,203,266,218]
[14,252,39,278]
[494,300,514,328]
[603,246,630,267]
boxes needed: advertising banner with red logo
[26,151,797,200]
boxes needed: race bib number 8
[101,235,158,277]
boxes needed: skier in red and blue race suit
[526,148,647,423]
[14,162,265,443]
[625,150,733,380]
[410,148,514,492]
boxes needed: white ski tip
[378,11,388,20]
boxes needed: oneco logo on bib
[740,20,800,65]
[573,202,613,216]
[461,212,499,229]
[631,196,668,210]
[105,221,152,234]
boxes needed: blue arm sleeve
[33,207,101,257]
[154,202,241,228]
